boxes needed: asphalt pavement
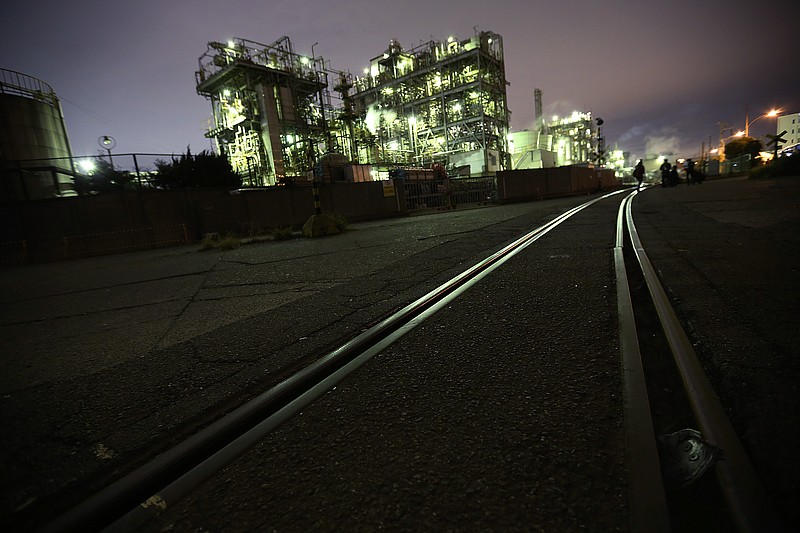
[632,175,800,527]
[1,175,798,529]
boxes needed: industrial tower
[195,36,331,186]
[196,31,511,184]
[349,31,510,176]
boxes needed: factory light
[78,159,95,173]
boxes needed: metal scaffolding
[195,36,331,186]
[345,31,509,175]
[196,31,511,184]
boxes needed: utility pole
[717,122,731,162]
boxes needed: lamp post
[744,109,779,137]
[99,135,116,168]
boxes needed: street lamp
[99,135,116,167]
[744,109,780,137]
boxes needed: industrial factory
[194,30,607,187]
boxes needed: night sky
[2,0,797,162]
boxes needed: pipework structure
[546,111,597,165]
[195,36,334,186]
[196,31,511,183]
[348,31,510,175]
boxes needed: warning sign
[382,181,395,197]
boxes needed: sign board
[766,131,787,147]
[382,181,395,197]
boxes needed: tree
[153,147,242,189]
[74,156,134,194]
[724,136,762,162]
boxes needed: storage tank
[0,68,75,200]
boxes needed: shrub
[270,226,295,241]
[329,212,349,231]
[200,233,241,250]
[154,147,241,189]
[749,155,800,179]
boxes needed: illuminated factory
[349,31,509,176]
[509,88,603,170]
[195,31,600,185]
[195,36,332,186]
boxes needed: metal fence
[1,153,180,201]
[721,154,753,175]
[403,176,496,212]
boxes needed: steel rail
[614,190,670,532]
[625,194,782,532]
[43,190,627,533]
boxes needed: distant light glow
[227,40,235,49]
[79,159,95,173]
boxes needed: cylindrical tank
[0,68,75,200]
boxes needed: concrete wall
[1,180,407,262]
[2,167,620,263]
[496,166,618,202]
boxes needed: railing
[403,176,496,212]
[0,68,58,106]
[1,153,183,201]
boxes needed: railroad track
[41,189,779,532]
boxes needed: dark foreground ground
[633,175,800,526]
[0,175,798,530]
